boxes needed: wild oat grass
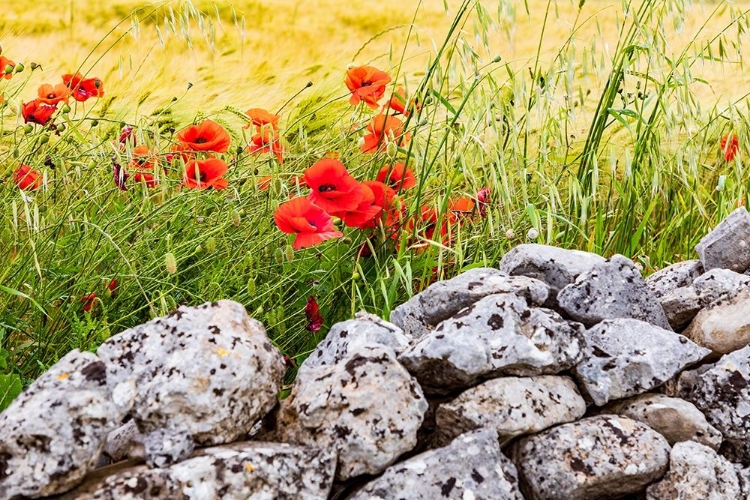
[1,0,750,408]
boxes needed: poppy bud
[56,123,65,133]
[94,79,102,88]
[165,252,177,274]
[88,160,97,169]
[274,247,284,264]
[231,210,241,227]
[3,65,12,74]
[386,140,398,157]
[285,244,294,262]
[352,271,360,281]
[61,104,71,114]
[418,118,428,126]
[13,63,24,73]
[23,124,33,134]
[90,119,99,127]
[187,82,193,90]
[247,278,256,295]
[492,55,502,63]
[39,135,49,144]
[30,62,40,70]
[205,237,216,253]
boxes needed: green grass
[2,0,750,409]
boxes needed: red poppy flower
[0,56,15,80]
[361,114,411,153]
[245,108,280,130]
[107,279,119,296]
[360,180,399,229]
[13,165,42,191]
[413,205,458,246]
[248,128,284,164]
[22,99,56,126]
[721,134,739,162]
[376,163,416,190]
[345,65,391,109]
[120,126,136,146]
[176,120,231,153]
[37,83,70,105]
[304,159,364,213]
[476,187,491,217]
[62,73,104,102]
[257,175,273,191]
[304,296,324,332]
[332,182,382,228]
[81,293,97,313]
[449,197,476,214]
[386,87,420,116]
[183,158,229,190]
[274,197,343,250]
[129,145,160,188]
[113,161,129,191]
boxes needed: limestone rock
[513,415,670,500]
[435,376,586,446]
[646,441,740,500]
[389,268,549,339]
[301,312,410,371]
[659,287,703,331]
[101,420,145,464]
[498,244,605,299]
[737,466,750,499]
[573,318,709,406]
[684,289,750,354]
[67,468,185,500]
[557,254,672,329]
[274,344,427,480]
[97,300,285,446]
[695,207,750,272]
[143,429,194,469]
[0,350,133,499]
[599,393,722,450]
[398,293,586,394]
[646,260,704,299]
[350,428,524,500]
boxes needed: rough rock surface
[301,312,410,371]
[684,289,750,354]
[273,344,427,480]
[398,293,586,394]
[97,300,285,446]
[0,350,132,499]
[646,260,704,299]
[646,441,740,500]
[736,466,750,499]
[557,254,672,329]
[513,415,671,500]
[659,286,703,331]
[389,268,549,338]
[64,468,185,500]
[434,376,586,446]
[498,244,605,299]
[143,429,194,469]
[101,420,145,464]
[350,428,523,500]
[599,393,722,450]
[574,318,709,406]
[680,344,750,465]
[695,207,750,272]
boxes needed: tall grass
[1,0,750,409]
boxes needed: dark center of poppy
[47,93,55,99]
[318,184,337,192]
[199,172,207,182]
[195,137,208,144]
[362,82,372,87]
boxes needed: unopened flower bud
[39,135,49,144]
[205,236,216,254]
[165,252,177,274]
[13,63,24,73]
[61,104,71,114]
[492,55,502,63]
[247,279,256,296]
[274,247,284,264]
[23,124,33,134]
[231,210,241,227]
[285,244,294,262]
[4,64,13,74]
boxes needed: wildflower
[248,128,284,163]
[304,296,324,332]
[113,161,129,191]
[13,165,42,191]
[0,55,15,80]
[22,99,56,126]
[386,87,419,116]
[362,114,410,153]
[274,197,343,250]
[176,119,231,153]
[304,159,364,213]
[376,163,416,190]
[62,72,104,102]
[245,108,280,130]
[332,183,383,228]
[476,187,491,217]
[345,65,391,109]
[415,205,458,245]
[361,180,399,229]
[37,83,70,105]
[449,197,476,214]
[119,126,136,146]
[107,279,119,298]
[129,145,159,188]
[183,158,229,190]
[257,175,273,191]
[81,293,97,313]
[721,134,739,162]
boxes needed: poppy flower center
[318,184,337,193]
[361,81,372,87]
[194,137,208,144]
[47,93,55,99]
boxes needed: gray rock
[696,207,750,272]
[684,289,750,354]
[435,376,586,446]
[350,428,524,500]
[659,287,703,331]
[143,429,194,469]
[680,345,750,465]
[498,244,606,299]
[599,393,722,450]
[398,293,586,394]
[646,441,740,500]
[0,350,133,499]
[737,466,750,499]
[97,300,285,446]
[513,415,671,500]
[274,344,427,480]
[557,254,672,329]
[389,268,549,338]
[646,260,704,299]
[574,318,710,406]
[66,468,185,500]
[101,420,145,464]
[301,312,410,371]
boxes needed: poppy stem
[276,81,313,114]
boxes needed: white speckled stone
[143,429,194,469]
[97,300,285,446]
[434,376,586,446]
[399,293,585,394]
[695,207,750,273]
[573,318,710,406]
[0,350,133,499]
[646,260,704,299]
[513,415,670,500]
[274,344,427,480]
[301,312,410,371]
[101,420,145,464]
[66,468,185,500]
[350,428,524,500]
[646,441,740,500]
[684,289,750,354]
[557,255,672,329]
[389,268,549,339]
